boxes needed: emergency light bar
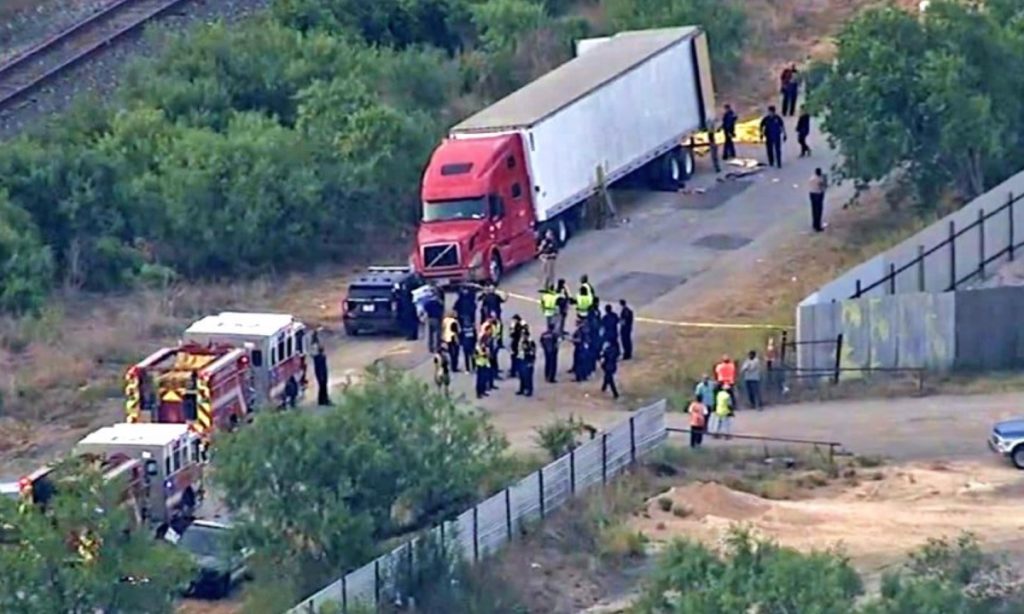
[367,266,411,273]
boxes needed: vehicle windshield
[179,525,229,558]
[422,197,487,222]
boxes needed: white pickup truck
[988,419,1024,468]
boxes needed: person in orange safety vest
[714,354,737,407]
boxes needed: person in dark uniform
[721,103,738,161]
[540,323,559,383]
[461,323,477,373]
[796,111,812,157]
[601,304,620,353]
[445,317,461,372]
[508,314,525,378]
[453,285,477,330]
[555,278,570,337]
[283,375,299,409]
[571,321,588,382]
[423,290,444,353]
[478,284,507,335]
[600,342,620,399]
[618,299,634,360]
[759,106,786,169]
[586,316,601,379]
[313,345,330,406]
[396,286,418,341]
[517,328,537,397]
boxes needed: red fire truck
[125,342,254,439]
[125,312,308,437]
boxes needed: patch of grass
[597,525,648,560]
[855,454,886,468]
[671,505,692,519]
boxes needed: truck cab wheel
[489,252,503,285]
[1012,446,1024,469]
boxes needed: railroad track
[0,0,189,112]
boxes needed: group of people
[685,348,775,448]
[424,270,636,402]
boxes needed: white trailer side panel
[525,35,704,221]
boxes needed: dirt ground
[632,459,1024,576]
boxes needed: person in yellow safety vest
[575,285,594,319]
[539,284,559,331]
[487,316,502,383]
[441,313,461,372]
[474,343,491,399]
[712,384,734,440]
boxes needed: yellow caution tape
[505,291,791,331]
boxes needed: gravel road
[0,0,272,141]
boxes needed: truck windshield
[423,197,487,222]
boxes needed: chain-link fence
[288,400,668,613]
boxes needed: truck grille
[423,243,459,269]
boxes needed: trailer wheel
[652,150,683,191]
[556,217,570,246]
[488,252,503,285]
[680,148,695,181]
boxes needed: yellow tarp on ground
[690,117,764,155]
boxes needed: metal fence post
[948,220,957,290]
[1010,193,1015,261]
[342,574,347,614]
[832,333,843,385]
[629,416,637,464]
[854,278,862,298]
[406,541,415,588]
[601,433,608,484]
[472,505,480,562]
[978,208,986,279]
[888,263,896,295]
[780,329,788,366]
[537,468,545,519]
[917,245,925,292]
[374,560,381,606]
[504,488,513,540]
[569,447,576,494]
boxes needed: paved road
[316,123,847,447]
[667,391,1024,462]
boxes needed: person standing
[433,344,451,398]
[540,323,559,383]
[453,285,477,331]
[313,345,330,406]
[517,328,537,397]
[474,343,490,399]
[600,303,620,354]
[759,106,786,169]
[600,341,620,399]
[809,167,828,232]
[537,229,559,289]
[555,278,571,337]
[442,313,460,372]
[714,385,734,439]
[283,375,299,409]
[396,286,418,341]
[714,355,737,407]
[509,314,525,378]
[618,299,634,360]
[721,103,738,161]
[740,350,763,410]
[478,284,507,333]
[785,64,800,116]
[461,322,478,374]
[571,321,588,382]
[796,111,811,157]
[539,285,559,332]
[694,373,715,412]
[779,64,795,115]
[688,396,707,448]
[424,290,444,352]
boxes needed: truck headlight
[468,252,482,269]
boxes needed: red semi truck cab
[413,133,539,285]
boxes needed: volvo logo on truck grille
[424,243,459,269]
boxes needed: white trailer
[450,26,716,224]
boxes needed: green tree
[0,191,54,314]
[601,0,748,74]
[213,367,507,598]
[0,459,193,613]
[807,1,1024,204]
[471,0,548,52]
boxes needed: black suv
[342,266,425,336]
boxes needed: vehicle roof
[351,267,418,287]
[185,312,299,338]
[77,423,191,447]
[994,418,1024,435]
[452,26,699,133]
